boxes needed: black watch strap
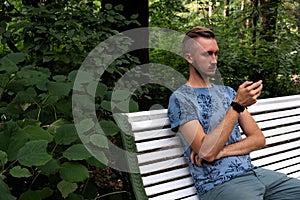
[231,101,245,113]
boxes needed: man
[168,26,300,200]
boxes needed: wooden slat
[262,124,300,138]
[181,195,200,200]
[252,107,300,122]
[256,115,300,130]
[250,140,300,159]
[137,147,183,164]
[145,177,194,196]
[265,131,300,145]
[262,156,300,171]
[134,128,175,141]
[289,171,300,179]
[139,157,187,174]
[252,148,300,166]
[136,137,180,152]
[125,109,168,122]
[149,186,197,200]
[142,167,190,186]
[131,118,170,132]
[277,163,300,175]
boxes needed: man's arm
[215,110,266,160]
[181,81,263,163]
[180,105,240,162]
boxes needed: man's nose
[210,54,217,64]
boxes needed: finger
[248,80,262,90]
[190,151,195,164]
[241,81,253,88]
[196,156,202,166]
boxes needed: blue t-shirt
[168,84,254,196]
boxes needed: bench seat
[121,94,300,200]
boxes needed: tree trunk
[224,0,230,17]
[259,0,281,42]
[101,0,149,64]
[252,0,259,44]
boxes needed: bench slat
[277,163,300,176]
[252,107,300,122]
[289,171,300,179]
[252,148,300,166]
[139,157,187,174]
[136,137,180,152]
[256,115,300,130]
[145,177,194,196]
[261,156,300,171]
[266,131,300,145]
[131,118,170,132]
[125,109,168,122]
[134,128,175,141]
[142,167,190,186]
[137,147,183,164]
[262,124,300,138]
[251,140,300,159]
[248,95,300,113]
[149,186,197,200]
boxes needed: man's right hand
[234,80,263,107]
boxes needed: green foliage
[0,1,139,199]
[149,0,300,99]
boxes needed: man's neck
[187,74,211,88]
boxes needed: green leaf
[17,140,52,167]
[63,144,91,161]
[86,156,107,168]
[129,99,139,112]
[90,134,108,148]
[0,178,16,200]
[77,118,95,133]
[105,3,113,10]
[0,121,28,161]
[54,124,79,145]
[0,150,8,168]
[48,118,69,134]
[6,53,28,64]
[99,120,120,136]
[59,162,89,183]
[37,158,60,176]
[23,126,53,142]
[95,83,108,98]
[53,75,66,82]
[46,82,71,97]
[10,166,32,178]
[113,89,131,100]
[0,57,18,73]
[57,180,77,198]
[100,100,111,111]
[19,188,53,200]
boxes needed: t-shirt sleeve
[167,91,199,132]
[226,86,237,102]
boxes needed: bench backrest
[121,94,300,200]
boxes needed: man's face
[186,37,219,77]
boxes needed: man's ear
[184,53,193,64]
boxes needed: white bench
[120,94,300,200]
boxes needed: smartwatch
[231,101,245,113]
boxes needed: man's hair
[182,26,215,54]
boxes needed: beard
[192,60,217,79]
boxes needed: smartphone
[253,69,264,83]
